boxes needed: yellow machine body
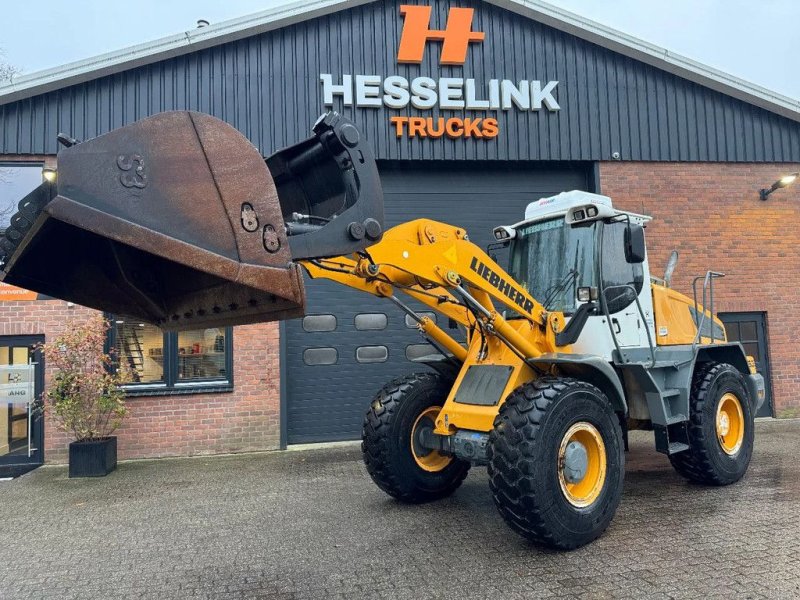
[652,283,726,346]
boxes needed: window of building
[0,163,44,231]
[110,316,233,394]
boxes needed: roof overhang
[0,0,374,106]
[0,0,798,124]
[488,0,800,123]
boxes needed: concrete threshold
[286,440,361,452]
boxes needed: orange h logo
[397,5,485,65]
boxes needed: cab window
[601,221,644,313]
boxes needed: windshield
[508,218,596,314]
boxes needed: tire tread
[361,372,469,503]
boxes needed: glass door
[0,336,44,477]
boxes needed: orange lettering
[462,118,483,138]
[397,5,485,65]
[445,118,464,137]
[390,116,408,137]
[408,117,428,137]
[426,117,446,138]
[482,118,499,138]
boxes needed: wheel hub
[716,392,745,456]
[558,422,607,508]
[411,406,453,472]
[562,441,589,483]
[717,412,730,437]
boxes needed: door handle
[611,318,621,334]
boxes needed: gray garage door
[284,162,590,443]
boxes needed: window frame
[106,316,234,396]
[598,219,645,315]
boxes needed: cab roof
[518,190,652,227]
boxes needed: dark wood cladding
[2,0,798,162]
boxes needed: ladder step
[661,388,681,398]
[665,414,687,425]
[668,442,689,455]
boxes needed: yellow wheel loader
[1,111,765,549]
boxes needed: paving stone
[0,420,798,599]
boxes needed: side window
[111,316,233,390]
[601,221,644,314]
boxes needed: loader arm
[301,218,567,366]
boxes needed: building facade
[1,0,799,470]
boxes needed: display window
[110,317,232,394]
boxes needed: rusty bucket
[0,111,383,329]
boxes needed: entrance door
[0,336,44,477]
[719,313,773,418]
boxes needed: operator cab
[493,191,654,359]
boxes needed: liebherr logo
[397,5,485,65]
[470,257,534,314]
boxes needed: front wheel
[361,372,470,503]
[488,377,624,550]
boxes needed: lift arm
[301,218,566,363]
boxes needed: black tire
[361,372,470,503]
[488,377,624,550]
[669,362,754,485]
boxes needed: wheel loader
[1,111,765,549]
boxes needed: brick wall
[601,162,800,417]
[0,300,281,463]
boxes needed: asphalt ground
[1,419,798,599]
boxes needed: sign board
[0,282,38,302]
[0,364,35,403]
[320,5,560,140]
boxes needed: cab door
[572,220,654,359]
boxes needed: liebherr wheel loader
[1,111,765,549]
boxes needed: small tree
[40,314,132,441]
[0,49,19,83]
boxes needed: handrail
[692,271,725,348]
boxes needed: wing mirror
[624,224,646,264]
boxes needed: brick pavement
[1,420,798,599]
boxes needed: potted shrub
[40,314,131,477]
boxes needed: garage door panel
[285,163,589,443]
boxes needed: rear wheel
[362,372,470,503]
[670,362,754,485]
[488,377,624,550]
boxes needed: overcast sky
[1,0,798,100]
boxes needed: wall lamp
[760,172,798,201]
[42,167,57,182]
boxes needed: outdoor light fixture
[760,172,799,200]
[492,225,516,241]
[42,168,56,182]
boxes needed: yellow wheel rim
[558,422,607,508]
[716,392,745,455]
[411,406,453,473]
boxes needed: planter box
[69,437,117,478]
